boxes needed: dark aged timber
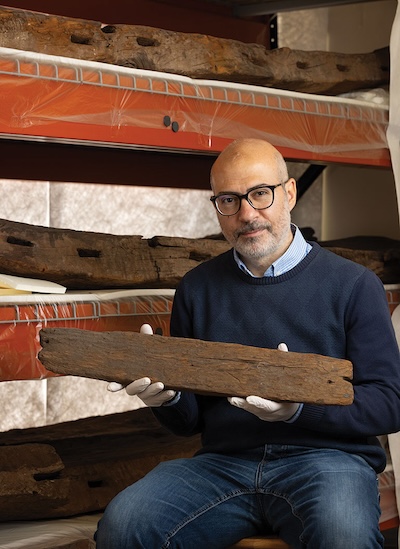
[1,218,400,288]
[0,5,389,95]
[39,327,354,406]
[0,409,201,521]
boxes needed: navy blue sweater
[154,242,400,472]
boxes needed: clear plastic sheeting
[0,47,390,167]
[0,289,174,381]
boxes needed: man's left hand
[228,395,300,422]
[228,342,300,422]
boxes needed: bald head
[209,139,296,276]
[210,139,288,191]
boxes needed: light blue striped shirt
[233,224,311,277]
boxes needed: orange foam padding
[380,516,400,531]
[0,293,173,381]
[0,48,390,168]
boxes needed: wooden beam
[0,0,270,45]
[0,218,230,289]
[1,218,400,289]
[39,327,354,405]
[0,6,389,95]
[0,409,200,521]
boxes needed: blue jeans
[95,445,383,548]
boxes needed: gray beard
[234,223,280,259]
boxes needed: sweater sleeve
[296,270,400,437]
[152,391,201,437]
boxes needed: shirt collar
[233,224,311,278]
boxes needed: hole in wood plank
[88,479,104,488]
[7,236,34,247]
[70,34,92,45]
[336,64,349,72]
[296,61,309,70]
[77,248,102,258]
[136,37,160,47]
[101,25,117,34]
[34,471,61,481]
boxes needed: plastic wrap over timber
[0,46,390,167]
[39,328,354,406]
[0,289,173,381]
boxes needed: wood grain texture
[0,6,389,95]
[1,218,400,289]
[0,218,229,289]
[0,409,200,521]
[39,328,354,405]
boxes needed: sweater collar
[233,224,311,278]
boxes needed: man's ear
[286,178,297,211]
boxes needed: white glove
[228,342,300,422]
[107,323,177,407]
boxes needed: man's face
[211,155,296,269]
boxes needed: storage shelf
[0,47,390,170]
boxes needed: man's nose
[237,197,258,220]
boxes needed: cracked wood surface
[39,328,354,405]
[1,218,400,289]
[0,5,389,95]
[0,409,200,521]
[0,218,230,289]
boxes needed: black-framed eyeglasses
[210,181,287,216]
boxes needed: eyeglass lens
[216,187,275,215]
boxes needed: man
[95,138,400,548]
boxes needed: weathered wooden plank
[0,409,200,521]
[1,218,400,289]
[0,218,229,289]
[319,236,400,284]
[39,327,354,405]
[0,6,389,95]
[0,443,70,518]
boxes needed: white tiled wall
[48,183,219,238]
[0,379,47,431]
[0,179,49,226]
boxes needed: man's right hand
[114,377,177,407]
[107,323,177,407]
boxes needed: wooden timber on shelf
[0,5,389,95]
[39,327,354,405]
[0,218,230,290]
[0,408,201,521]
[0,219,400,288]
